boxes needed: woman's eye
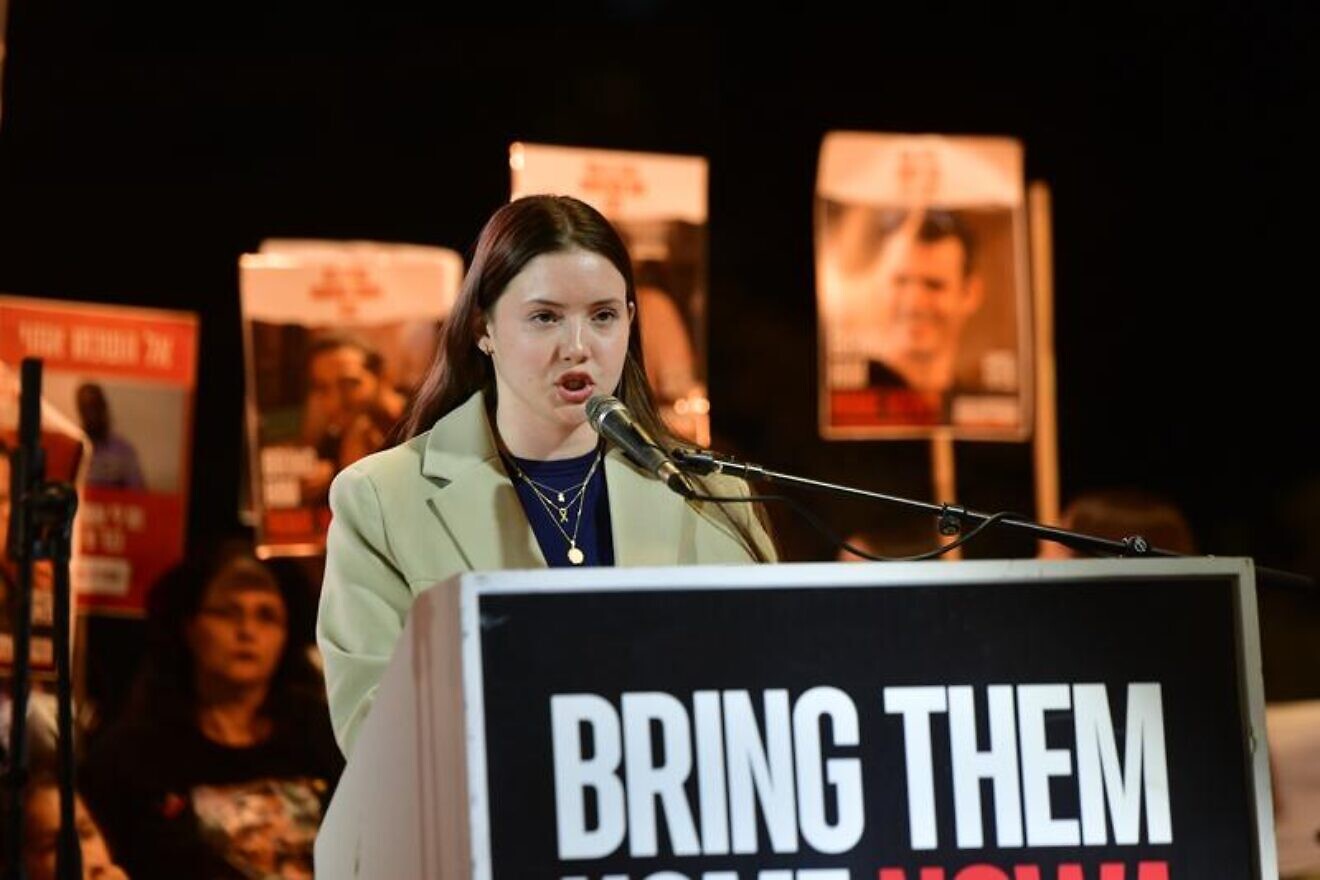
[592,309,619,322]
[530,311,559,324]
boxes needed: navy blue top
[506,447,615,567]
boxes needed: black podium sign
[461,559,1273,880]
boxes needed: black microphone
[585,395,693,498]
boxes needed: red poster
[0,296,198,616]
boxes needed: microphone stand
[672,447,1177,559]
[675,445,1317,608]
[4,358,82,880]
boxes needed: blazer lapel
[416,392,688,570]
[606,450,685,567]
[419,393,545,572]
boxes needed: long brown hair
[396,195,773,561]
[395,195,657,438]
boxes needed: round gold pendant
[567,546,585,565]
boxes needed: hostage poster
[240,240,462,556]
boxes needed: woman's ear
[475,312,493,356]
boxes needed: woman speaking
[316,195,775,755]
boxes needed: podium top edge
[447,557,1256,597]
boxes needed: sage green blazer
[316,391,776,755]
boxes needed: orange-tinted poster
[816,133,1033,440]
[240,241,462,557]
[510,142,712,445]
[0,296,198,617]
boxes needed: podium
[316,558,1276,879]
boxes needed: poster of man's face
[251,321,434,526]
[306,342,378,438]
[866,209,984,391]
[240,243,460,556]
[816,134,1032,440]
[300,332,403,466]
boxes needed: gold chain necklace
[507,461,593,523]
[511,451,602,565]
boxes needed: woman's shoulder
[331,394,490,499]
[328,432,434,510]
[695,470,756,499]
[687,470,778,562]
[340,432,429,483]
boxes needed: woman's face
[186,567,288,692]
[480,248,633,451]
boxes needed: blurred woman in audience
[82,544,342,880]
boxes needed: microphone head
[584,394,624,431]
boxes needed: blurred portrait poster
[240,241,462,557]
[816,133,1033,440]
[510,142,712,445]
[0,296,198,619]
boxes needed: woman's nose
[560,318,588,359]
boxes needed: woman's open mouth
[556,372,595,404]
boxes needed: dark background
[1,7,1316,705]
